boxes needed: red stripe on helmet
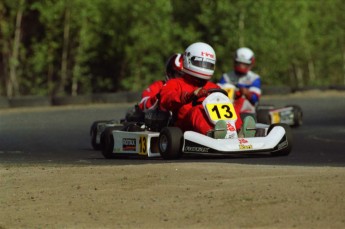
[184,67,212,77]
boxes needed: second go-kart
[220,83,303,127]
[96,88,293,159]
[256,104,303,127]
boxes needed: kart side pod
[102,128,161,159]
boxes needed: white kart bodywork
[183,126,285,153]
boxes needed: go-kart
[220,83,303,127]
[92,88,293,159]
[256,104,303,127]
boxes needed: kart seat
[125,104,145,123]
[144,109,173,131]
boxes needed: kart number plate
[139,136,147,155]
[206,103,237,121]
[271,111,280,124]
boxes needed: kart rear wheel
[90,120,108,150]
[159,127,183,160]
[101,127,118,159]
[268,123,293,156]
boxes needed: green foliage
[0,0,344,97]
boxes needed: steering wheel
[207,88,228,97]
[192,88,229,106]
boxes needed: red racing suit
[138,80,165,111]
[159,75,242,135]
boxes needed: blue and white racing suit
[219,70,261,113]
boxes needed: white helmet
[182,42,216,80]
[234,47,255,74]
[235,47,255,65]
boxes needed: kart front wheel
[159,127,183,160]
[268,123,293,156]
[101,127,117,159]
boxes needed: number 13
[211,105,233,119]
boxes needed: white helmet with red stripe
[182,42,216,80]
[234,47,255,74]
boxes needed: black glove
[180,87,208,104]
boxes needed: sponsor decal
[227,122,236,131]
[225,122,237,139]
[239,139,252,150]
[238,138,248,144]
[239,144,253,150]
[201,51,214,58]
[123,138,136,151]
[185,146,209,153]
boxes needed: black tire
[159,127,183,160]
[256,109,271,124]
[268,123,293,156]
[90,120,109,150]
[101,127,118,159]
[290,105,303,127]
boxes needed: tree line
[0,0,344,98]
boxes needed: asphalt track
[0,95,344,166]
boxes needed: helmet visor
[234,62,250,74]
[191,56,215,70]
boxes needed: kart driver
[218,47,262,114]
[159,42,243,138]
[138,53,183,111]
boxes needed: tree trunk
[7,0,24,98]
[343,48,345,85]
[56,5,70,96]
[71,67,79,96]
[296,66,304,88]
[308,60,316,85]
[1,50,9,96]
[71,13,87,97]
[47,55,54,97]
